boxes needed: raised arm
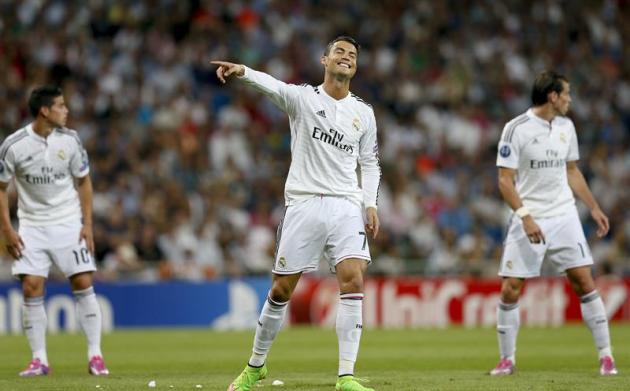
[566,161,609,237]
[212,60,245,83]
[211,60,299,116]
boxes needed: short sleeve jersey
[0,124,90,226]
[496,109,579,218]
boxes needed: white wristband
[515,206,530,218]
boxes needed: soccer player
[0,86,109,376]
[213,36,380,391]
[491,71,617,376]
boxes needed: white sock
[74,287,103,360]
[497,301,519,363]
[249,295,287,367]
[580,290,612,359]
[336,293,364,377]
[23,296,48,366]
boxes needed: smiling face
[321,40,358,81]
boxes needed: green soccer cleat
[335,375,374,391]
[227,364,268,391]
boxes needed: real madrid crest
[352,118,360,132]
[57,149,66,160]
[559,133,566,143]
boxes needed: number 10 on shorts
[73,247,92,265]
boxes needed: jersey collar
[526,108,557,127]
[26,123,58,143]
[318,84,351,102]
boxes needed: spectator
[0,1,628,279]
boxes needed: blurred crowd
[0,0,629,281]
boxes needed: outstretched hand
[211,61,245,83]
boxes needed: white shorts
[499,208,593,278]
[273,196,371,274]
[12,221,96,278]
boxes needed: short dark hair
[324,36,360,56]
[28,85,63,117]
[531,70,568,106]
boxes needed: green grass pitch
[0,324,628,390]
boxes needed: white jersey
[496,108,579,218]
[0,124,90,226]
[239,66,381,209]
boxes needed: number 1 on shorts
[577,242,585,258]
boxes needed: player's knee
[269,284,293,303]
[567,268,595,296]
[501,292,519,304]
[69,272,94,291]
[500,279,523,303]
[22,281,44,297]
[571,277,595,297]
[339,275,363,294]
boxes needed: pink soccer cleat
[19,358,50,377]
[490,358,515,376]
[88,356,110,376]
[599,356,618,376]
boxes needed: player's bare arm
[76,175,95,254]
[498,167,545,244]
[0,181,24,259]
[566,161,609,237]
[365,207,379,239]
[211,61,245,83]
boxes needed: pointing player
[491,71,617,376]
[213,36,380,391]
[0,86,109,376]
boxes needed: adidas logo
[533,138,539,144]
[316,110,326,118]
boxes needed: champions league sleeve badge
[499,145,511,158]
